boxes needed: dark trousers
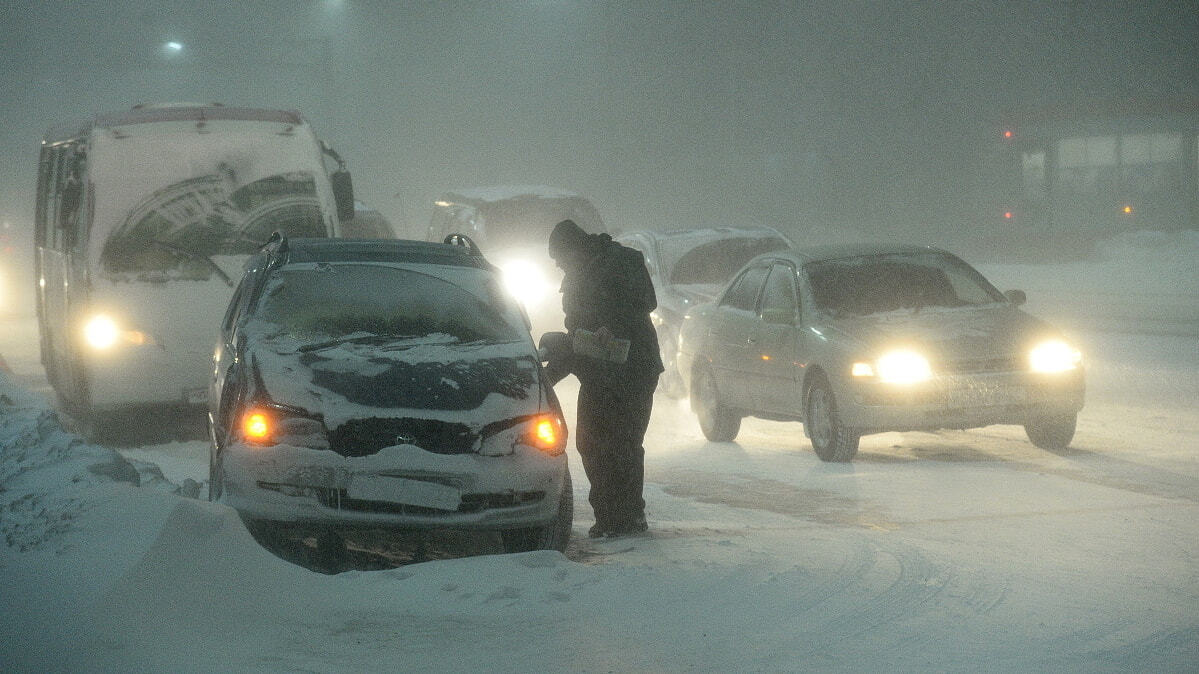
[575,378,656,528]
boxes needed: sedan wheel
[805,378,860,462]
[1024,413,1077,450]
[692,367,741,442]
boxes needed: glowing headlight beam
[1029,339,1081,373]
[82,314,155,349]
[83,315,120,350]
[500,259,553,308]
[876,350,932,384]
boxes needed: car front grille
[938,355,1024,374]
[315,488,545,514]
[327,417,477,457]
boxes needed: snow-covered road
[1,232,1197,671]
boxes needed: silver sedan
[676,243,1085,461]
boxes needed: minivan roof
[275,237,494,270]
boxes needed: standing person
[545,219,663,538]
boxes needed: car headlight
[83,314,120,349]
[82,313,156,350]
[1029,339,1081,373]
[500,259,554,308]
[515,413,567,455]
[852,349,932,384]
[239,405,329,448]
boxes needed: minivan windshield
[252,264,526,345]
[805,252,1005,317]
[470,197,603,249]
[666,236,791,285]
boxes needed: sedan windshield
[252,264,526,344]
[805,252,1005,317]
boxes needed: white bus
[34,103,355,423]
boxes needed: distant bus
[34,103,355,422]
[981,99,1198,247]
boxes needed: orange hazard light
[525,415,566,454]
[243,410,271,444]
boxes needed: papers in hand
[572,326,630,364]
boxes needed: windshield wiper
[296,333,420,353]
[145,239,234,287]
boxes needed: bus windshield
[100,171,325,281]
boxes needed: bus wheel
[64,355,97,437]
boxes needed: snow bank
[977,229,1199,338]
[0,370,183,670]
[0,375,140,552]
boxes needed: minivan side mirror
[1004,289,1027,306]
[332,169,355,224]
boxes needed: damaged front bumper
[218,441,568,531]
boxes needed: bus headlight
[1029,339,1081,373]
[500,259,554,308]
[82,314,156,350]
[83,314,120,350]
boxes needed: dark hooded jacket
[548,220,664,389]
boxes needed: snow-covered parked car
[616,227,792,396]
[676,243,1085,461]
[207,234,572,554]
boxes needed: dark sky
[2,0,1196,247]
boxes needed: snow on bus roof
[438,185,582,204]
[42,105,306,144]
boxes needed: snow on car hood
[828,303,1054,360]
[248,333,542,431]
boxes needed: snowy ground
[1,231,1197,672]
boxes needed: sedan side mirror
[1004,289,1027,306]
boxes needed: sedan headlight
[1029,339,1082,373]
[500,258,555,308]
[853,349,932,384]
